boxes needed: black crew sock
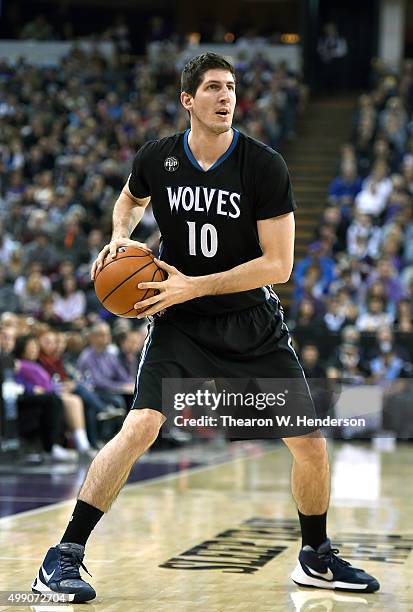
[60,500,104,547]
[298,510,327,550]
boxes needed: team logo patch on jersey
[164,156,179,172]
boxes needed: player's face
[182,69,236,134]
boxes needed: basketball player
[32,53,379,601]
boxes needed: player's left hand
[134,259,198,318]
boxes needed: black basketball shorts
[131,298,317,436]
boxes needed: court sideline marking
[0,445,271,524]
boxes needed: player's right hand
[91,238,152,281]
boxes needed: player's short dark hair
[181,52,235,96]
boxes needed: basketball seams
[140,266,159,303]
[116,267,159,317]
[96,254,152,278]
[117,307,137,318]
[99,260,155,303]
[155,268,166,282]
[94,247,167,317]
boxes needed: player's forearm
[193,255,292,298]
[111,191,145,240]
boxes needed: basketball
[94,246,166,317]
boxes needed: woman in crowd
[38,330,124,447]
[14,334,94,457]
[52,276,86,323]
[13,335,75,461]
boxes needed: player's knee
[121,408,165,444]
[285,435,327,464]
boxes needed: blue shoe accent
[32,542,96,603]
[291,538,380,593]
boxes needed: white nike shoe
[32,543,96,603]
[291,539,380,593]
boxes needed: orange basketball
[94,246,166,318]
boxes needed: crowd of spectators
[15,13,295,49]
[0,40,304,457]
[0,44,304,321]
[0,315,145,458]
[291,58,413,390]
[0,44,304,325]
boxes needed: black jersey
[128,128,296,315]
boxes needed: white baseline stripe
[0,497,62,502]
[0,556,113,563]
[0,445,270,524]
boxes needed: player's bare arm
[90,181,151,280]
[134,212,295,317]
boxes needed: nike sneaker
[32,542,96,603]
[291,539,380,593]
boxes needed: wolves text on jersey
[166,186,241,218]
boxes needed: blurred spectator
[342,302,360,327]
[289,298,326,348]
[394,298,413,333]
[13,334,74,461]
[7,247,25,283]
[316,206,348,254]
[0,264,19,313]
[380,97,408,155]
[300,344,326,378]
[51,260,76,289]
[17,271,51,316]
[369,137,397,173]
[355,163,393,217]
[52,276,86,323]
[78,230,104,279]
[106,14,131,55]
[346,213,381,260]
[0,325,17,369]
[324,296,346,332]
[14,262,51,296]
[22,231,61,273]
[77,322,134,409]
[384,174,410,222]
[340,325,361,350]
[370,346,412,382]
[62,331,87,377]
[317,23,348,92]
[38,295,62,327]
[294,245,336,304]
[14,334,93,456]
[0,312,19,330]
[366,258,404,304]
[0,220,18,264]
[37,330,122,448]
[356,296,393,331]
[330,267,362,302]
[57,217,89,267]
[369,326,411,362]
[328,162,362,208]
[114,328,146,378]
[326,343,366,383]
[20,15,55,40]
[147,16,169,43]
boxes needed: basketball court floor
[0,440,412,611]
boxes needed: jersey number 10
[187,221,218,258]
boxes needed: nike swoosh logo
[41,566,56,583]
[305,564,334,581]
